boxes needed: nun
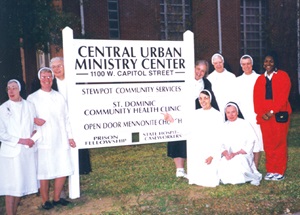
[27,67,76,210]
[187,89,223,187]
[163,89,222,187]
[0,79,39,215]
[207,53,236,116]
[218,102,262,186]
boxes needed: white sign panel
[64,28,194,149]
[62,27,194,198]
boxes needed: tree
[0,0,80,103]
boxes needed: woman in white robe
[27,67,76,210]
[163,89,223,187]
[187,90,223,187]
[218,102,262,186]
[207,53,236,116]
[0,79,39,215]
[235,55,263,169]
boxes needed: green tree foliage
[15,0,79,52]
[0,0,80,103]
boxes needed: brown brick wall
[192,0,219,62]
[63,0,110,39]
[81,1,109,39]
[63,0,161,40]
[220,1,241,75]
[192,0,241,75]
[118,0,160,40]
[22,0,299,107]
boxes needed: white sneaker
[271,173,285,181]
[264,173,275,180]
[176,169,187,178]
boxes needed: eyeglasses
[51,64,63,69]
[40,76,53,80]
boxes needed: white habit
[56,78,68,101]
[27,89,74,180]
[218,118,262,185]
[0,99,39,196]
[193,79,205,99]
[235,71,263,152]
[207,69,236,114]
[187,107,223,187]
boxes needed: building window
[240,0,266,71]
[107,0,120,39]
[36,50,50,68]
[160,0,191,40]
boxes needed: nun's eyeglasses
[40,76,53,80]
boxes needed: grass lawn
[1,111,300,214]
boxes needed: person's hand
[34,117,46,126]
[225,154,233,160]
[231,149,247,158]
[162,112,174,123]
[31,130,37,137]
[266,111,274,118]
[205,156,213,165]
[222,150,233,160]
[26,139,35,148]
[69,139,76,148]
[262,111,273,121]
[262,114,269,120]
[230,152,238,158]
[18,138,35,148]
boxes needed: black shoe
[41,201,54,210]
[52,198,71,206]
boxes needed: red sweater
[253,70,292,124]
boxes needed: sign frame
[62,27,194,199]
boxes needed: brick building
[19,0,300,108]
[62,0,268,75]
[60,0,265,75]
[63,0,299,106]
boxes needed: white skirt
[188,157,220,187]
[0,147,39,197]
[37,147,74,180]
[218,154,262,185]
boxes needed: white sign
[62,27,194,198]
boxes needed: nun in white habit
[207,53,236,116]
[163,89,223,187]
[187,89,223,187]
[27,67,76,209]
[0,79,39,215]
[218,102,262,186]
